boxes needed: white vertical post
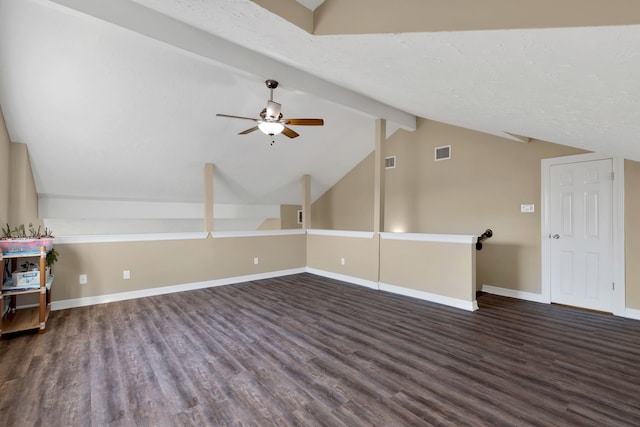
[302,174,311,229]
[204,163,214,233]
[373,119,386,233]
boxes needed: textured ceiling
[1,0,639,221]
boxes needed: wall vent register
[385,156,396,169]
[435,145,451,161]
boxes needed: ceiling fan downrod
[265,79,278,101]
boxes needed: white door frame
[541,153,625,316]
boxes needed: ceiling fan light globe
[258,122,284,135]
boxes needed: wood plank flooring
[2,273,640,426]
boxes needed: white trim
[625,308,640,321]
[307,229,375,239]
[541,153,625,316]
[482,284,548,304]
[613,157,626,316]
[379,232,476,244]
[306,268,379,290]
[211,229,306,238]
[54,232,209,244]
[542,152,614,165]
[51,268,305,311]
[379,282,478,312]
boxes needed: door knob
[552,234,560,239]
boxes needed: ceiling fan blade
[284,118,324,126]
[216,114,259,122]
[239,126,259,135]
[282,127,300,138]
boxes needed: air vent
[435,145,451,161]
[385,156,396,169]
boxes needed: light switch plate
[521,204,535,213]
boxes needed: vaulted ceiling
[1,0,639,230]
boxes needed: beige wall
[307,233,378,283]
[0,107,41,229]
[257,218,281,230]
[9,142,42,228]
[379,238,475,302]
[313,118,586,294]
[0,108,9,226]
[52,234,306,301]
[625,160,640,309]
[311,152,374,231]
[256,204,303,230]
[314,0,640,34]
[387,120,585,293]
[280,204,302,229]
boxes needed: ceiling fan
[216,80,324,144]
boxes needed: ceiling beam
[252,0,313,33]
[314,0,640,35]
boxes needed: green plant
[46,248,59,268]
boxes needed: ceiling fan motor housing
[265,79,279,89]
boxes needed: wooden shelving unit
[0,246,53,337]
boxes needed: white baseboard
[379,282,478,312]
[305,269,477,311]
[305,268,379,290]
[51,268,306,311]
[483,284,640,321]
[482,284,549,304]
[625,308,640,321]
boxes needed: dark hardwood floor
[2,273,640,426]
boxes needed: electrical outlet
[79,274,87,285]
[123,270,130,280]
[254,257,259,265]
[341,257,345,265]
[521,204,535,213]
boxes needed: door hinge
[612,282,615,290]
[611,172,615,181]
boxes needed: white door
[549,159,613,312]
